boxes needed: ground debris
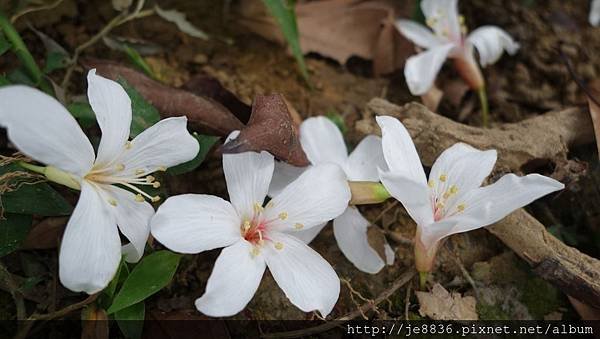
[415,283,478,320]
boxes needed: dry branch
[360,99,600,308]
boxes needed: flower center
[241,201,286,256]
[428,173,466,221]
[84,141,166,207]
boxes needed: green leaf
[67,101,97,128]
[0,213,32,257]
[123,45,155,79]
[117,78,160,137]
[326,111,347,135]
[104,260,127,301]
[167,133,218,175]
[43,51,69,74]
[7,67,36,86]
[0,75,10,87]
[0,32,10,56]
[261,0,309,83]
[1,163,72,216]
[116,302,145,339]
[107,251,181,314]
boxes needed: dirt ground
[1,0,599,330]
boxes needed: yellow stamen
[134,194,144,202]
[449,185,458,194]
[251,247,260,257]
[157,166,167,172]
[152,181,161,188]
[115,164,125,171]
[439,174,447,182]
[278,212,288,220]
[125,141,132,149]
[151,196,161,203]
[108,198,117,206]
[294,223,304,230]
[457,204,466,212]
[274,242,284,250]
[135,169,145,175]
[253,202,264,213]
[266,200,274,208]
[146,175,155,183]
[428,179,435,188]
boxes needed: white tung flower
[376,116,564,273]
[0,69,199,294]
[150,141,351,317]
[269,117,394,274]
[591,0,600,26]
[395,0,520,95]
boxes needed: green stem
[17,161,46,175]
[419,271,428,290]
[0,9,51,93]
[477,86,489,128]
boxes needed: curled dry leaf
[221,94,309,167]
[85,59,244,136]
[584,79,600,156]
[415,283,478,320]
[238,0,413,75]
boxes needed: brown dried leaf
[415,283,478,320]
[22,217,67,250]
[238,0,413,75]
[221,94,309,166]
[85,59,244,136]
[585,79,600,156]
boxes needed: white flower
[395,0,520,95]
[591,0,600,26]
[0,69,199,294]
[269,117,394,274]
[376,116,564,273]
[150,141,351,317]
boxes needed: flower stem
[477,86,489,128]
[419,271,428,290]
[17,161,46,175]
[348,181,391,205]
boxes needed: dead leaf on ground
[86,59,244,136]
[221,94,309,166]
[238,0,414,75]
[415,283,478,320]
[22,217,68,250]
[584,79,600,156]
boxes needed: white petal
[268,161,306,198]
[591,0,600,26]
[420,173,564,247]
[375,116,427,184]
[429,143,497,200]
[395,19,444,49]
[421,0,462,41]
[333,207,385,274]
[292,222,327,244]
[0,86,94,176]
[195,240,266,317]
[114,117,199,178]
[151,194,241,254]
[379,170,434,227]
[344,135,387,181]
[105,185,154,263]
[264,232,339,317]
[404,43,455,95]
[223,151,274,219]
[300,117,348,166]
[466,26,519,67]
[59,182,120,294]
[264,164,350,232]
[87,69,132,167]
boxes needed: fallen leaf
[568,296,600,320]
[183,74,252,124]
[238,0,413,75]
[585,79,600,156]
[415,283,478,320]
[155,6,210,40]
[221,94,309,166]
[22,216,68,250]
[85,59,244,136]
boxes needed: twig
[404,281,412,321]
[261,268,416,338]
[10,0,65,23]
[14,293,99,339]
[60,0,154,88]
[341,278,374,320]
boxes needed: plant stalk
[477,86,489,128]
